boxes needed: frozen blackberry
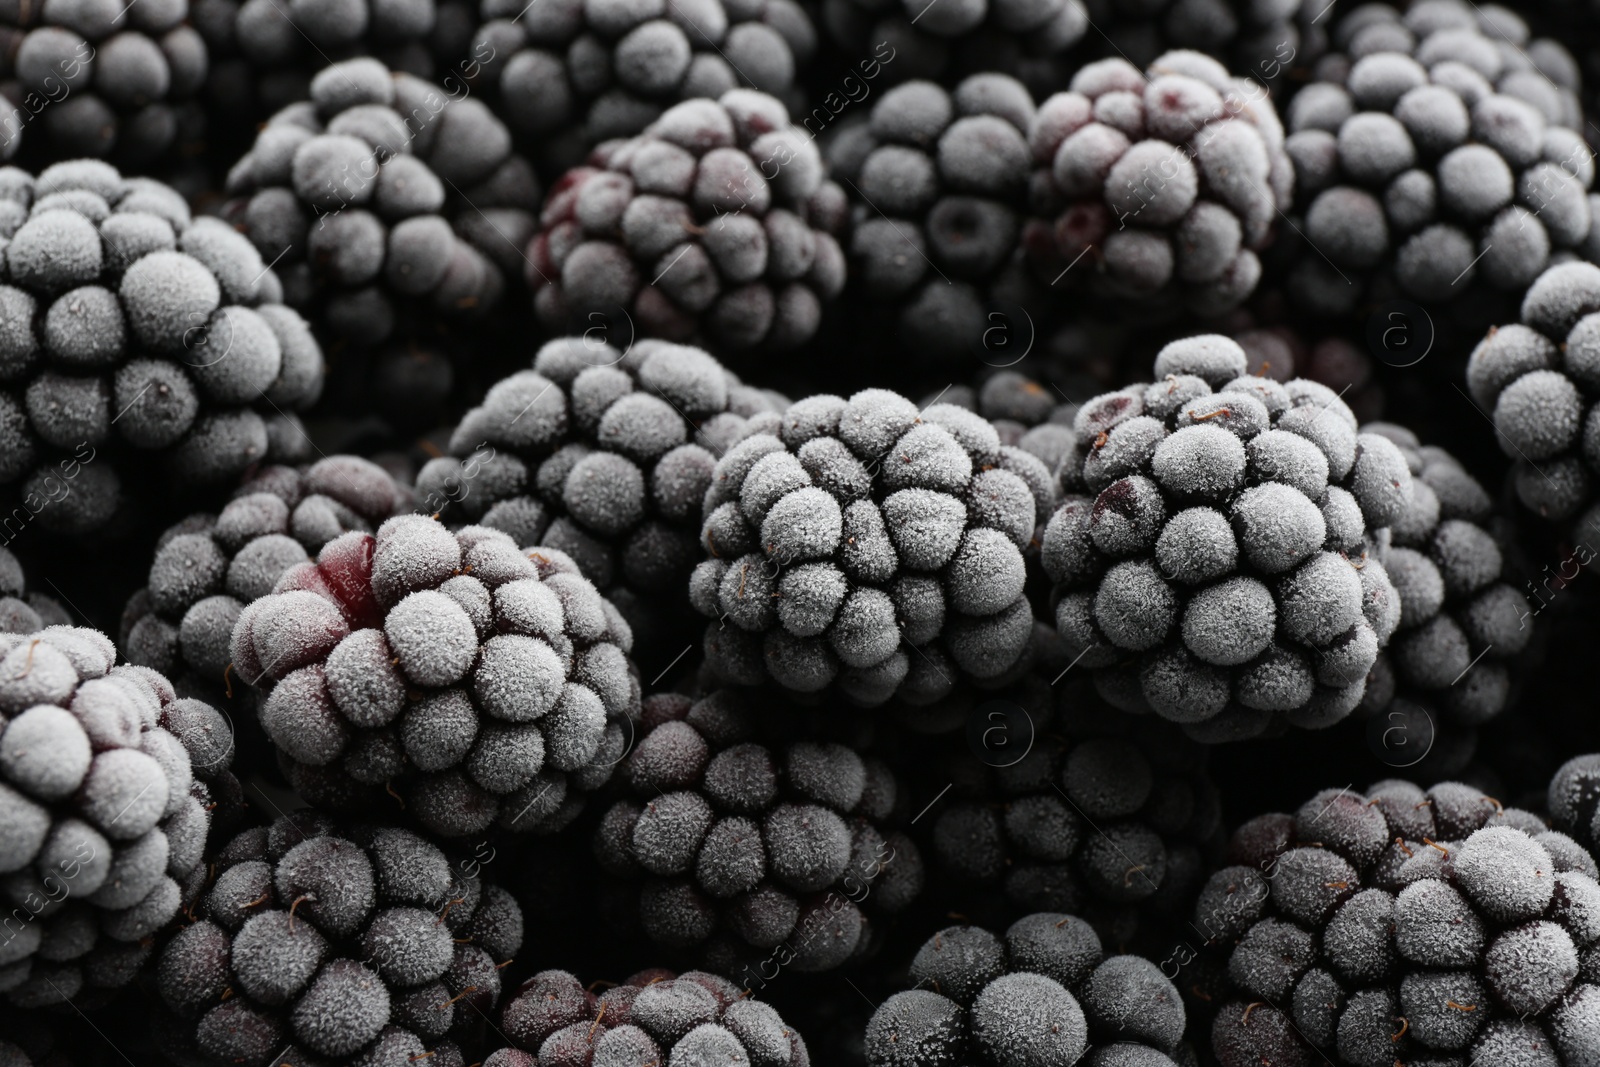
[471,0,816,179]
[0,0,208,168]
[593,690,923,973]
[415,337,781,644]
[1284,2,1591,314]
[0,625,236,1008]
[120,455,413,707]
[825,75,1043,365]
[689,385,1053,705]
[230,515,641,837]
[156,813,522,1066]
[1196,778,1600,1067]
[867,912,1187,1066]
[496,966,808,1064]
[1357,424,1530,738]
[222,56,539,348]
[1468,260,1600,526]
[0,545,69,635]
[1026,49,1294,315]
[1081,0,1326,78]
[0,160,323,534]
[1039,334,1408,738]
[528,90,847,352]
[931,713,1221,946]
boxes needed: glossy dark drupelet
[0,626,234,1009]
[593,690,923,973]
[495,967,809,1065]
[1284,1,1591,314]
[866,911,1187,1066]
[1040,334,1408,738]
[689,385,1055,705]
[1198,779,1600,1067]
[223,57,539,348]
[528,90,847,353]
[0,160,323,535]
[230,516,642,837]
[156,813,523,1067]
[1026,49,1294,315]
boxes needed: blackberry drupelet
[222,56,539,348]
[415,336,782,647]
[593,690,924,973]
[528,89,848,353]
[1039,334,1409,738]
[0,545,69,635]
[1197,778,1600,1067]
[496,967,810,1064]
[230,515,641,837]
[1284,0,1591,314]
[689,385,1054,706]
[0,160,323,536]
[120,455,413,706]
[0,0,209,168]
[156,813,523,1067]
[825,74,1041,366]
[0,626,234,1008]
[1026,49,1294,315]
[471,0,817,179]
[866,911,1188,1066]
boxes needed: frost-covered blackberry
[932,714,1221,944]
[222,57,539,348]
[0,160,323,535]
[0,545,68,636]
[0,626,235,1008]
[1025,49,1294,315]
[1040,334,1408,738]
[1284,1,1591,314]
[470,0,816,179]
[1469,260,1600,526]
[1081,0,1325,78]
[1195,779,1600,1067]
[496,967,809,1064]
[0,0,208,167]
[593,690,923,972]
[1357,424,1530,739]
[230,516,641,837]
[156,812,522,1067]
[528,90,847,352]
[416,337,780,643]
[825,75,1041,365]
[120,455,412,706]
[689,385,1054,705]
[867,912,1187,1066]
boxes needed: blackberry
[866,912,1188,1066]
[0,625,235,1008]
[930,712,1221,947]
[527,90,848,353]
[156,813,523,1066]
[0,545,69,635]
[688,385,1054,706]
[1081,0,1326,79]
[1468,260,1600,526]
[1025,49,1294,315]
[1357,424,1531,742]
[1283,2,1591,315]
[222,56,539,349]
[1039,334,1409,738]
[471,0,817,180]
[0,0,208,169]
[415,336,781,647]
[825,75,1043,366]
[496,967,809,1064]
[229,515,642,837]
[1196,778,1600,1067]
[593,689,924,973]
[119,455,413,707]
[0,160,323,535]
